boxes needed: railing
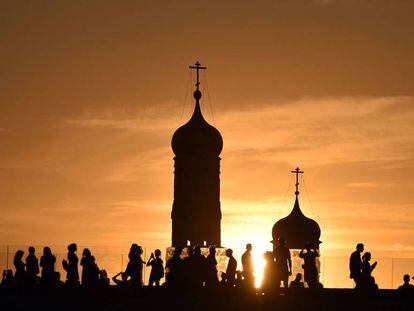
[1,245,413,289]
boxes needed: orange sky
[1,1,414,260]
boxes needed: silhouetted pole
[6,245,9,269]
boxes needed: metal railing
[1,245,413,289]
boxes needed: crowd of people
[1,244,109,288]
[1,240,413,296]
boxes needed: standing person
[260,252,275,292]
[25,246,39,286]
[40,247,56,285]
[205,245,218,287]
[125,244,144,286]
[191,245,206,289]
[261,251,276,292]
[242,244,255,288]
[62,243,79,285]
[125,243,138,282]
[273,237,292,290]
[165,246,184,287]
[223,249,237,286]
[183,246,194,287]
[13,250,25,286]
[146,249,164,286]
[299,242,319,288]
[80,248,99,286]
[349,243,364,288]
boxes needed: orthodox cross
[291,167,304,196]
[189,61,207,90]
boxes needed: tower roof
[272,167,321,249]
[171,62,223,157]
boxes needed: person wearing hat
[273,237,292,290]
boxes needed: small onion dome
[272,196,321,249]
[172,90,223,157]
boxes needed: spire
[189,61,207,100]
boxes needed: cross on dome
[291,167,304,196]
[189,61,207,91]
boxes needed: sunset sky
[1,0,414,270]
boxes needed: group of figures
[262,238,322,291]
[349,243,379,290]
[348,243,414,296]
[1,244,109,288]
[0,238,319,292]
[1,241,414,295]
[114,240,320,291]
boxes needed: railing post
[143,247,146,284]
[6,245,9,270]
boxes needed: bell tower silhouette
[171,61,223,247]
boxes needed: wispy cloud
[1,96,413,251]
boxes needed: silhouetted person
[222,248,237,286]
[40,246,56,286]
[349,243,364,288]
[299,242,319,288]
[274,237,292,290]
[361,252,377,290]
[13,250,25,286]
[62,243,79,285]
[290,273,305,290]
[125,244,144,286]
[98,270,110,286]
[165,246,184,287]
[125,243,137,283]
[1,270,13,288]
[146,249,164,286]
[183,246,195,287]
[112,272,130,286]
[397,274,414,297]
[25,246,39,286]
[205,245,218,287]
[190,245,206,289]
[261,251,276,292]
[80,248,99,286]
[242,243,255,288]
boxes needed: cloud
[1,95,413,252]
[346,182,392,188]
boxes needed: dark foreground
[1,287,413,311]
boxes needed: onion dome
[272,167,321,249]
[172,63,223,157]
